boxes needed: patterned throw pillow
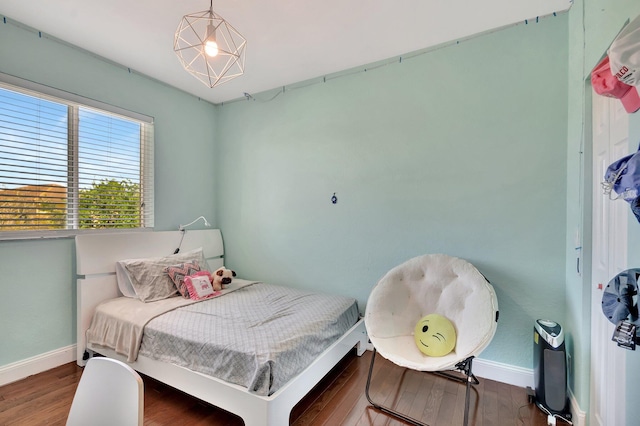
[184,271,218,300]
[164,261,201,298]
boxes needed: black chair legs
[365,348,478,426]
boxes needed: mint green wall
[0,18,217,366]
[566,0,640,416]
[8,6,631,420]
[215,16,569,369]
[0,239,74,362]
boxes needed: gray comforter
[138,282,359,395]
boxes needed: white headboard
[75,229,224,365]
[76,229,224,275]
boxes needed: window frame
[0,72,154,240]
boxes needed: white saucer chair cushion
[365,254,499,372]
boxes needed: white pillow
[115,248,209,301]
[115,261,138,298]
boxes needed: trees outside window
[0,80,154,237]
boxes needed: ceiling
[0,0,572,105]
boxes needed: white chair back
[66,357,144,426]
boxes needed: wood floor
[0,350,552,425]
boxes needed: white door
[590,93,629,426]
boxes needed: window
[0,76,154,239]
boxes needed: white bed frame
[76,229,368,426]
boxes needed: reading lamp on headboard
[174,216,211,253]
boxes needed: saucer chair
[364,254,499,426]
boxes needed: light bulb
[204,22,218,57]
[205,39,218,57]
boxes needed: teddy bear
[210,266,236,291]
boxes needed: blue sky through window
[78,108,141,189]
[0,88,67,189]
[0,87,141,190]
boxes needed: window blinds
[0,79,154,236]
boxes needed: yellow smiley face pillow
[414,314,456,357]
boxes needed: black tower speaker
[533,319,570,419]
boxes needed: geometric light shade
[174,2,246,88]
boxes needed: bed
[76,229,368,426]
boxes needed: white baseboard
[568,388,587,426]
[0,344,77,387]
[473,357,534,388]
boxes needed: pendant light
[174,0,246,88]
